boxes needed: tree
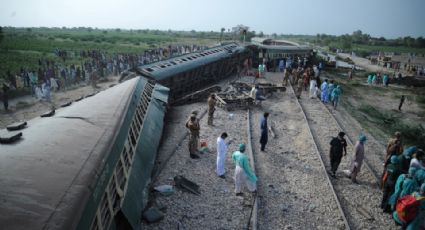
[0,26,3,43]
[258,31,264,37]
[115,28,121,32]
[220,27,225,42]
[415,37,425,48]
[340,34,352,50]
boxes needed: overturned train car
[0,77,169,230]
[136,42,251,103]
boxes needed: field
[323,68,425,149]
[0,27,220,80]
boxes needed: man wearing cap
[207,94,216,126]
[186,112,200,159]
[345,134,367,183]
[232,144,257,196]
[329,132,347,177]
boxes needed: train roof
[257,44,312,54]
[0,78,146,229]
[137,43,246,81]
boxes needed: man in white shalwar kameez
[216,132,229,178]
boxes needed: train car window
[160,65,166,68]
[181,58,187,61]
[90,216,100,230]
[187,57,192,60]
[170,61,177,65]
[108,177,120,211]
[100,194,112,228]
[145,68,154,72]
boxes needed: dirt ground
[143,72,399,229]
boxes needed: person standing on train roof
[344,134,367,184]
[232,144,257,196]
[186,112,200,159]
[207,94,216,126]
[329,132,347,178]
[216,132,229,178]
[260,112,269,152]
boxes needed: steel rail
[289,84,351,230]
[245,109,258,230]
[318,102,381,185]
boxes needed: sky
[0,0,424,38]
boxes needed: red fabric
[396,194,423,223]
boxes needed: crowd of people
[185,95,259,195]
[184,62,424,229]
[0,44,209,110]
[328,130,425,229]
[280,63,343,110]
[380,132,425,229]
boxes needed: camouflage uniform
[207,95,216,125]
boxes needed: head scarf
[415,170,425,184]
[403,146,417,159]
[359,134,367,143]
[239,144,246,152]
[409,167,418,177]
[390,155,399,164]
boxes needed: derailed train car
[136,42,251,103]
[0,77,169,230]
[0,42,251,230]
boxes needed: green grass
[325,69,425,149]
[0,27,219,79]
[353,44,425,55]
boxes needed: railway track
[321,102,386,183]
[294,85,396,229]
[246,109,258,230]
[245,77,348,229]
